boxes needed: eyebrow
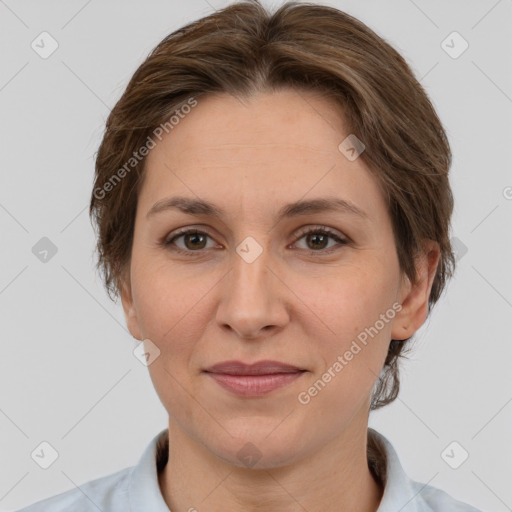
[146,196,369,222]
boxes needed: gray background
[1,0,511,510]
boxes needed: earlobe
[391,241,440,341]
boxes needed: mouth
[203,360,307,397]
[204,359,305,375]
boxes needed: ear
[391,240,440,341]
[119,269,143,341]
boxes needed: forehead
[139,89,385,221]
[159,89,347,155]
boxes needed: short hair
[90,0,455,410]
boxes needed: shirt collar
[128,427,429,512]
[128,428,170,511]
[369,427,430,512]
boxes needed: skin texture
[120,88,439,512]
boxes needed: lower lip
[205,371,305,397]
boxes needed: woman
[18,1,481,510]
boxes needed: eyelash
[161,226,349,256]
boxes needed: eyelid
[163,226,219,249]
[293,225,348,243]
[291,225,349,253]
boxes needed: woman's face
[121,88,431,468]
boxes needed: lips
[203,360,306,397]
[204,360,305,376]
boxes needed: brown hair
[90,0,455,410]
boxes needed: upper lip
[204,360,305,376]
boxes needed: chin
[202,421,309,470]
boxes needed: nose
[215,243,289,340]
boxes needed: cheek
[130,261,217,419]
[129,267,216,420]
[131,256,219,341]
[297,298,395,421]
[308,259,398,335]
[303,261,399,389]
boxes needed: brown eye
[181,232,208,250]
[164,229,215,252]
[294,227,348,253]
[305,232,330,250]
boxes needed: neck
[158,417,384,512]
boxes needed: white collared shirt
[17,428,482,511]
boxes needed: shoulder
[16,428,169,512]
[409,479,482,511]
[16,466,132,512]
[368,428,483,512]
